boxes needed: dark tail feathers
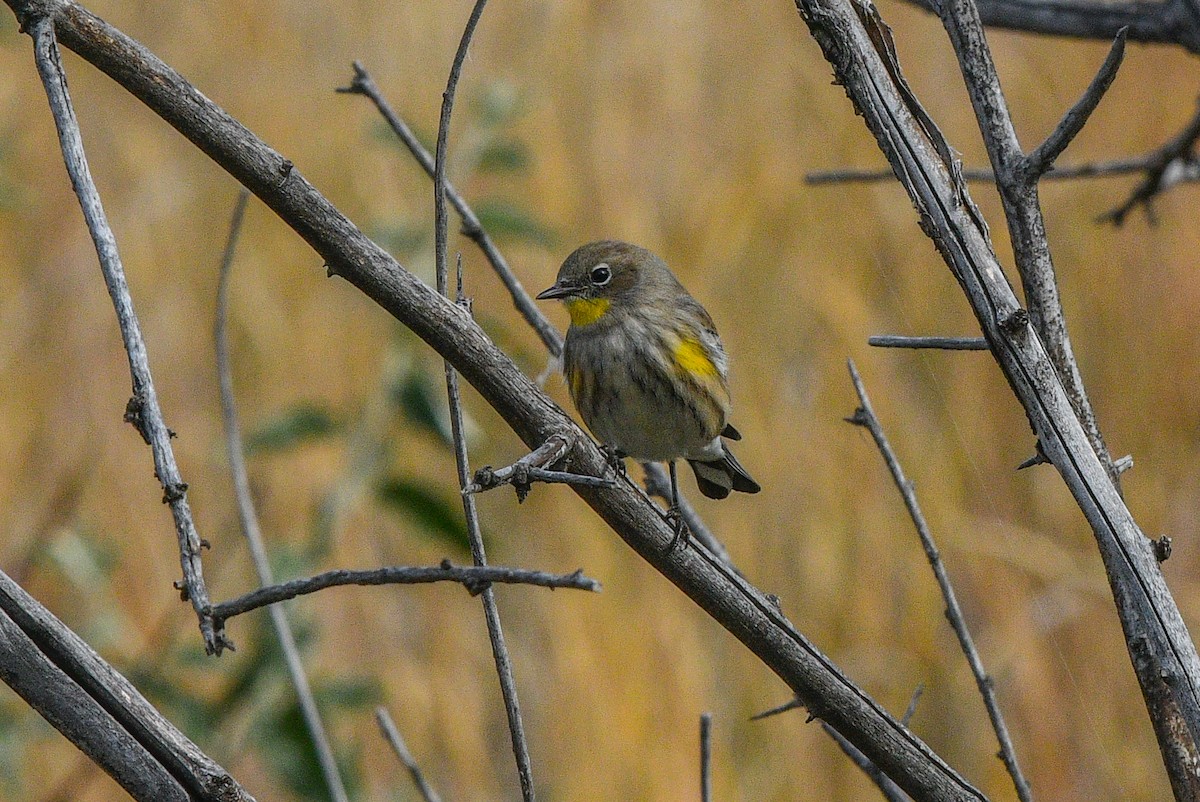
[687,443,761,500]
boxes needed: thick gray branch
[3,3,984,799]
[897,0,1200,54]
[0,570,252,801]
[792,0,1200,795]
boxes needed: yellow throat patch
[673,336,719,378]
[565,297,611,327]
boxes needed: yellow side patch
[565,297,611,327]
[673,336,719,378]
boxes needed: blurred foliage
[2,1,1200,800]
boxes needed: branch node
[1154,535,1173,563]
[123,394,152,444]
[998,307,1029,337]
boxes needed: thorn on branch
[844,407,870,427]
[1017,449,1049,470]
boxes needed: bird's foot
[665,506,691,553]
[600,444,627,478]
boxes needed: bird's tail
[687,444,761,500]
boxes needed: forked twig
[845,360,1032,802]
[432,2,536,799]
[215,189,349,802]
[466,434,616,498]
[28,16,225,654]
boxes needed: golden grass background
[1,0,1199,799]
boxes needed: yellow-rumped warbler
[536,240,759,543]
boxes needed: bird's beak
[535,282,577,300]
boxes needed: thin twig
[846,359,1033,802]
[433,3,536,799]
[700,712,713,802]
[749,697,804,721]
[210,563,599,625]
[807,155,1155,184]
[822,722,910,802]
[27,17,225,654]
[868,335,988,350]
[901,684,924,727]
[1100,96,1200,225]
[1025,28,1127,178]
[337,62,729,571]
[375,707,443,802]
[215,189,349,802]
[337,62,561,356]
[937,0,1119,486]
[465,434,616,497]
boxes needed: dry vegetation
[1,0,1199,799]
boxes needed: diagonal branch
[1099,97,1200,225]
[432,3,537,799]
[214,189,349,802]
[846,360,1033,802]
[895,0,1200,54]
[789,0,1200,795]
[935,0,1121,485]
[25,13,225,655]
[5,4,987,798]
[1024,27,1127,178]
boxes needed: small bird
[536,240,760,547]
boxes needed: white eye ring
[590,263,612,285]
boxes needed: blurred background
[1,0,1198,799]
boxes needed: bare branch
[375,707,443,802]
[26,14,225,654]
[14,5,988,798]
[700,713,713,802]
[935,0,1120,485]
[0,570,254,800]
[868,335,988,350]
[808,155,1160,184]
[433,6,537,797]
[789,0,1200,791]
[338,62,562,356]
[1025,28,1127,178]
[1100,97,1200,225]
[214,189,349,802]
[846,360,1033,802]
[466,434,617,497]
[209,563,601,626]
[895,0,1200,54]
[822,722,911,802]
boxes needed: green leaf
[389,369,451,443]
[474,199,556,247]
[246,405,339,454]
[375,476,473,555]
[477,140,530,174]
[475,81,522,127]
[373,222,429,259]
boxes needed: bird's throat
[565,297,611,327]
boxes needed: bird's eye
[590,264,612,285]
